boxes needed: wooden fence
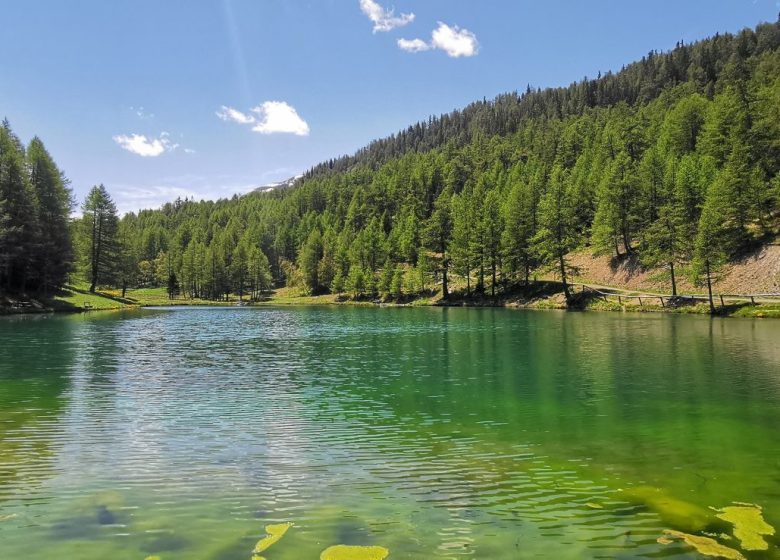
[573,283,780,308]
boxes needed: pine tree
[481,189,503,296]
[230,241,249,300]
[246,244,271,299]
[502,165,539,286]
[27,137,73,293]
[693,186,730,314]
[450,192,474,295]
[298,228,323,295]
[0,121,38,293]
[80,185,119,293]
[591,152,637,257]
[422,190,452,298]
[534,166,578,304]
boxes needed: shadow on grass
[440,280,564,307]
[67,285,136,305]
[714,301,754,316]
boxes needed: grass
[3,281,780,319]
[48,284,129,312]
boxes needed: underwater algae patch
[621,486,778,557]
[621,486,714,532]
[247,521,390,560]
[320,544,390,560]
[659,530,745,559]
[252,522,294,559]
[714,503,775,551]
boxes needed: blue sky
[1,1,778,213]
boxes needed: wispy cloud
[397,38,430,53]
[359,0,414,33]
[129,106,155,120]
[216,105,255,125]
[217,101,310,136]
[399,22,479,58]
[113,132,179,157]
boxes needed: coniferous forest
[2,19,780,310]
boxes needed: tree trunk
[90,215,102,293]
[622,227,632,254]
[705,259,715,315]
[441,255,449,299]
[559,253,571,305]
[669,261,677,296]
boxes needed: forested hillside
[3,18,780,312]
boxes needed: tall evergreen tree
[535,166,578,304]
[80,185,119,292]
[0,120,38,292]
[27,137,73,293]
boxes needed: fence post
[638,297,643,306]
[719,294,725,307]
[618,295,622,304]
[660,297,665,308]
[751,296,755,305]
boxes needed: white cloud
[359,0,414,33]
[216,105,255,125]
[218,101,310,136]
[397,38,430,53]
[431,22,479,57]
[397,22,479,58]
[113,132,179,157]
[251,101,310,136]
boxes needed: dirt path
[564,244,780,297]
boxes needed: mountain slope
[111,17,780,310]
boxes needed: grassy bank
[263,281,780,318]
[3,282,779,319]
[1,284,129,314]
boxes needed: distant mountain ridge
[303,18,780,179]
[254,175,303,194]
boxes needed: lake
[0,306,778,559]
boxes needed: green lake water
[0,306,778,559]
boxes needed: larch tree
[27,137,73,294]
[81,185,119,293]
[534,165,578,305]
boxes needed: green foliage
[7,20,780,306]
[78,184,119,293]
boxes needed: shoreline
[3,283,779,319]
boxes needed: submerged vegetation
[247,522,389,560]
[252,522,293,558]
[136,493,776,560]
[659,530,745,559]
[715,503,776,551]
[319,545,390,560]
